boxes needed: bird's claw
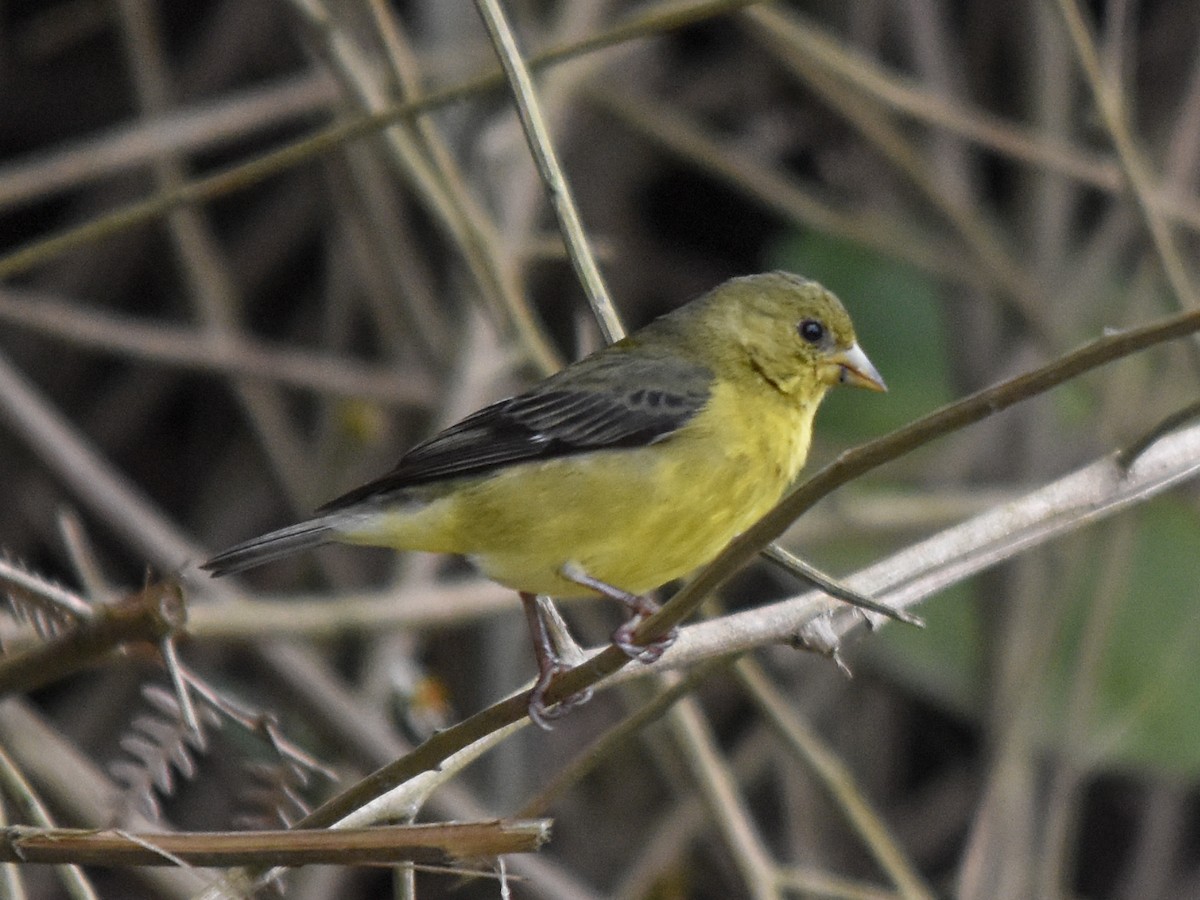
[612,617,678,663]
[527,662,594,731]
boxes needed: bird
[203,271,886,726]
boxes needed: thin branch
[0,820,550,867]
[0,580,185,698]
[0,0,762,285]
[55,510,116,606]
[1055,0,1200,310]
[660,416,1200,670]
[0,746,97,900]
[588,87,979,286]
[116,0,315,512]
[475,0,623,342]
[289,0,561,374]
[0,557,93,622]
[0,796,25,900]
[745,6,1054,341]
[0,288,436,405]
[773,867,908,900]
[722,7,1200,235]
[0,74,336,210]
[760,544,921,625]
[736,660,934,900]
[517,659,734,817]
[331,718,529,830]
[613,723,776,899]
[668,694,780,900]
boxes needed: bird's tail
[202,519,336,576]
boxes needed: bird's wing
[319,352,712,510]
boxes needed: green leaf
[1079,500,1200,776]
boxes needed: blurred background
[0,0,1199,897]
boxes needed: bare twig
[1055,0,1200,310]
[668,694,780,900]
[475,0,623,342]
[588,87,979,285]
[0,746,97,900]
[0,74,336,210]
[0,820,550,867]
[517,659,734,817]
[745,6,1052,340]
[0,288,435,405]
[0,580,185,698]
[0,556,93,623]
[736,660,934,899]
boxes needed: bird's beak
[831,343,887,392]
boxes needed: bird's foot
[527,659,594,731]
[559,563,677,665]
[520,592,593,730]
[612,613,678,663]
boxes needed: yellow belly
[340,380,819,598]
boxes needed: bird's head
[693,271,886,398]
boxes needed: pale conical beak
[831,343,887,392]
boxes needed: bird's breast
[438,377,821,597]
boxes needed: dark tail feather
[202,520,335,576]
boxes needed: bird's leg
[560,563,678,664]
[519,592,593,729]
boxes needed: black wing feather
[319,352,711,511]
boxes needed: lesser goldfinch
[203,272,885,723]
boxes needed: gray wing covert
[319,352,712,511]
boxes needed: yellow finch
[203,272,885,723]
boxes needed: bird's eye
[798,319,825,344]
